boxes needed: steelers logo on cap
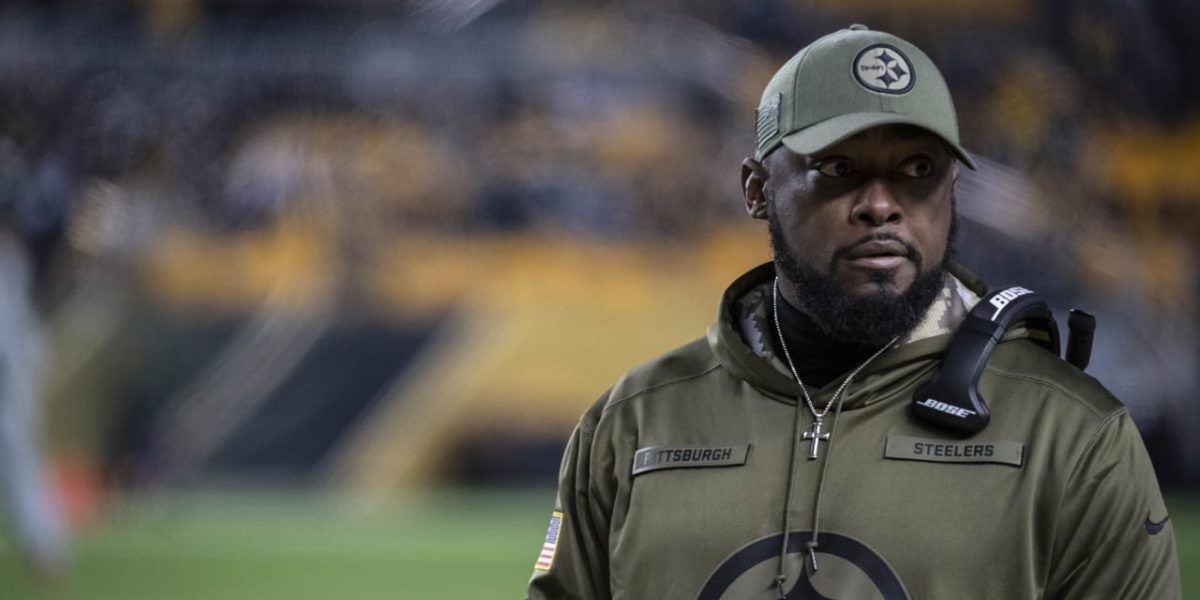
[853,44,915,94]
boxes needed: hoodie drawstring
[774,384,806,599]
[770,278,897,598]
[773,370,875,598]
[805,383,850,574]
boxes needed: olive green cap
[754,24,976,169]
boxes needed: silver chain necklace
[771,278,898,459]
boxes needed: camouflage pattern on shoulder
[898,274,980,346]
[734,281,791,376]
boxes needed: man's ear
[741,157,769,220]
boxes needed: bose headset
[911,286,1096,434]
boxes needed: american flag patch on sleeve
[534,511,563,571]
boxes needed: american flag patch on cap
[534,511,563,571]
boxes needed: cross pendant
[802,418,830,460]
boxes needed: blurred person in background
[527,25,1179,600]
[0,137,70,588]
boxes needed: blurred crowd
[3,1,1198,239]
[1,0,1199,583]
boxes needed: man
[0,218,70,587]
[526,25,1179,599]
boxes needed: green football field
[1,489,1197,599]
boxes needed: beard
[769,206,956,350]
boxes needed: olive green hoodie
[527,263,1179,600]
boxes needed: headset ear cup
[912,287,1060,434]
[912,345,992,435]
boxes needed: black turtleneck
[773,293,878,389]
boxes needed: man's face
[743,124,960,347]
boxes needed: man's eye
[900,158,934,178]
[815,159,853,177]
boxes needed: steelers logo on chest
[697,531,909,600]
[853,44,915,94]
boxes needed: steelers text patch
[885,435,1024,467]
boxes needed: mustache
[829,233,923,273]
[831,233,920,261]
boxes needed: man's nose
[852,179,902,226]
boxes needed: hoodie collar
[707,261,988,403]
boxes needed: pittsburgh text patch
[632,445,749,476]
